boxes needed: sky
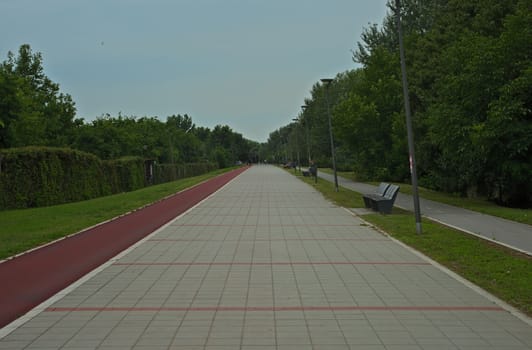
[1,0,389,142]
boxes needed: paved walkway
[1,165,531,349]
[0,168,248,329]
[318,172,532,255]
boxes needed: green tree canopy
[265,0,531,207]
[0,44,78,148]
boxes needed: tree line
[264,0,531,208]
[0,44,260,168]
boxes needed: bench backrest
[375,183,390,196]
[383,184,400,200]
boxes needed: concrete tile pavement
[1,165,531,349]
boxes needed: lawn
[364,213,532,316]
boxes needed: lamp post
[292,118,301,173]
[284,139,289,164]
[301,105,311,166]
[321,78,339,192]
[396,0,422,234]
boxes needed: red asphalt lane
[0,167,248,328]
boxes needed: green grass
[364,214,532,316]
[0,167,237,260]
[293,170,365,209]
[319,168,532,225]
[293,169,532,317]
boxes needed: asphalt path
[317,171,532,255]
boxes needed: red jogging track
[0,167,248,328]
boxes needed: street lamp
[396,0,422,234]
[321,78,339,192]
[292,118,301,173]
[301,105,311,166]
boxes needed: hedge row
[104,157,145,194]
[153,162,218,184]
[0,147,218,210]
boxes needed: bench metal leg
[376,200,393,214]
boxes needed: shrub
[0,147,106,209]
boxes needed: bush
[0,147,220,210]
[103,157,145,193]
[0,147,107,209]
[153,162,217,184]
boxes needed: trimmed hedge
[0,147,220,210]
[103,157,145,193]
[153,162,218,184]
[0,147,107,209]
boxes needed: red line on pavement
[45,305,504,312]
[173,224,256,227]
[148,238,389,242]
[174,224,358,227]
[0,167,249,328]
[200,207,331,209]
[112,261,430,266]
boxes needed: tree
[267,0,531,206]
[474,1,532,206]
[0,65,23,147]
[0,44,77,148]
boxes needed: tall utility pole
[321,78,339,192]
[396,0,422,234]
[292,118,301,172]
[301,105,311,166]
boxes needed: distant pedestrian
[309,160,317,183]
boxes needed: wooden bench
[363,183,400,214]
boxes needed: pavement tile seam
[147,238,391,241]
[283,232,313,348]
[111,261,431,266]
[239,223,278,346]
[268,226,281,349]
[170,217,251,349]
[299,239,351,347]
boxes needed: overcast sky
[1,0,389,142]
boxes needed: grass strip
[364,214,532,316]
[294,170,532,317]
[295,171,366,208]
[319,168,532,225]
[0,167,238,260]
